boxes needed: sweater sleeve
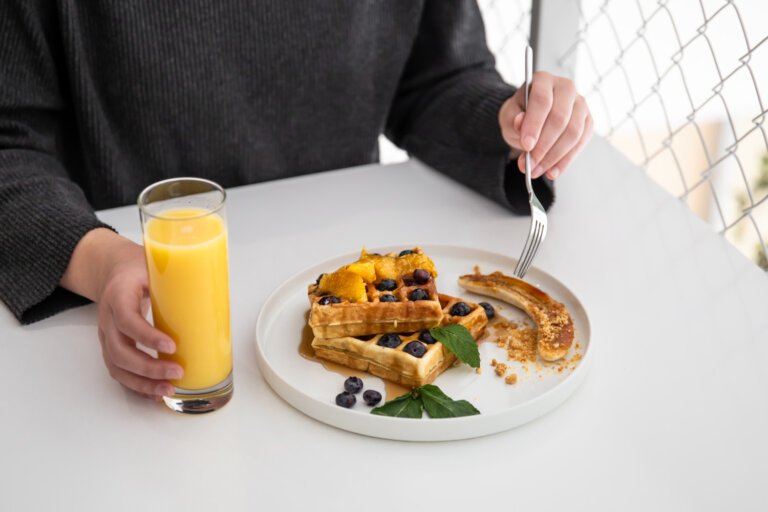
[0,0,112,324]
[385,0,554,213]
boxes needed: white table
[1,137,766,511]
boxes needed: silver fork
[514,45,548,279]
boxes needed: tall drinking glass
[138,178,233,413]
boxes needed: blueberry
[335,391,356,408]
[318,295,341,305]
[315,273,325,286]
[379,294,399,302]
[377,333,401,348]
[363,390,382,406]
[399,249,414,257]
[450,302,471,316]
[419,331,437,344]
[409,288,430,301]
[403,341,427,358]
[479,302,495,319]
[376,279,397,291]
[413,269,431,284]
[344,376,363,394]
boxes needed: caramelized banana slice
[458,272,574,361]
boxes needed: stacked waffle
[308,248,489,387]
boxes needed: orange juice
[144,208,232,390]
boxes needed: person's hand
[61,229,183,400]
[498,71,593,180]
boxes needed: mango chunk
[318,270,368,303]
[359,249,437,280]
[395,253,437,279]
[342,261,376,283]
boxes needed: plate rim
[254,244,594,441]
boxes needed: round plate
[254,245,592,441]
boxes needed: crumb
[473,265,481,275]
[475,367,482,374]
[567,352,583,370]
[504,324,537,363]
[483,313,581,384]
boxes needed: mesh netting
[480,0,532,85]
[481,0,768,270]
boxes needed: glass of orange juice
[138,178,233,413]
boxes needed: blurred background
[382,0,768,271]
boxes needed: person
[0,1,592,400]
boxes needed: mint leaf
[369,385,480,419]
[429,324,480,368]
[418,384,480,418]
[370,391,423,418]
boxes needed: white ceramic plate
[254,245,592,441]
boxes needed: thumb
[513,111,524,134]
[499,99,524,149]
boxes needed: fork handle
[524,45,533,197]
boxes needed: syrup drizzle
[299,321,409,400]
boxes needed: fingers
[528,81,578,177]
[106,363,176,397]
[514,80,591,180]
[98,291,183,399]
[106,322,183,380]
[548,113,594,178]
[519,71,555,152]
[98,318,176,397]
[111,291,175,354]
[536,96,588,178]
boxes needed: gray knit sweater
[0,0,553,323]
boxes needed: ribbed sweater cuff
[504,158,555,214]
[408,136,554,215]
[0,198,112,323]
[0,155,114,323]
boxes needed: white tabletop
[1,137,766,511]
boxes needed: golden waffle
[311,294,489,388]
[308,248,443,338]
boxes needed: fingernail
[167,367,183,380]
[550,167,561,180]
[533,166,544,177]
[523,136,536,151]
[160,340,175,353]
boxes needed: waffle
[307,248,443,338]
[311,294,489,388]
